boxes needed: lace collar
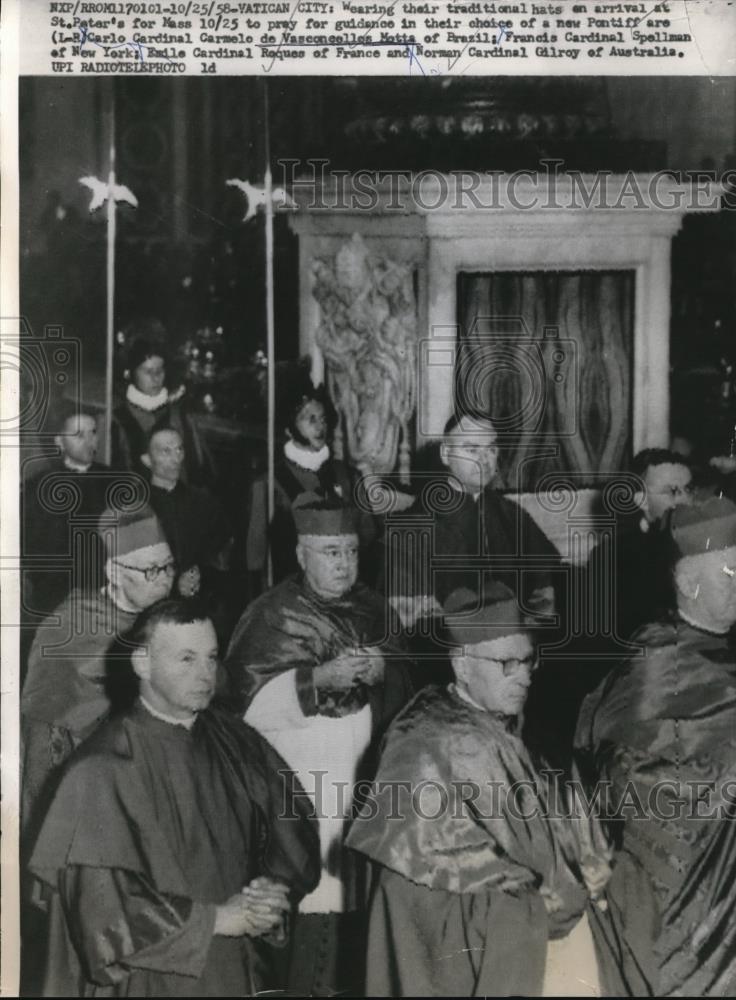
[284,439,330,472]
[126,382,170,413]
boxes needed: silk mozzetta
[576,617,736,996]
[28,702,320,997]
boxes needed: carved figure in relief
[312,233,416,481]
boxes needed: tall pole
[264,80,276,587]
[104,84,117,466]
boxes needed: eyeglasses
[302,545,359,564]
[651,485,692,498]
[115,560,177,582]
[447,444,498,456]
[468,654,538,677]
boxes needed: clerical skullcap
[292,492,360,537]
[444,582,528,647]
[670,496,736,559]
[98,504,167,559]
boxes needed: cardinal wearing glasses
[21,502,176,844]
[346,582,611,997]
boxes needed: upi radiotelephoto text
[41,2,698,74]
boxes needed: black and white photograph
[3,1,736,994]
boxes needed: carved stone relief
[312,233,417,481]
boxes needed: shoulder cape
[347,686,589,912]
[29,704,320,901]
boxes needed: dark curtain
[456,271,634,491]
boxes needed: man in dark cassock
[225,495,414,997]
[27,598,320,997]
[346,583,610,997]
[576,495,736,997]
[21,503,175,842]
[388,414,559,628]
[142,427,235,633]
[143,427,232,594]
[530,449,695,769]
[21,404,110,635]
[586,448,693,645]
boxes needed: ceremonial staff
[104,95,116,467]
[79,83,137,465]
[227,80,295,587]
[264,81,276,588]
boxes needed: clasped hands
[312,647,385,690]
[177,565,201,598]
[539,854,612,919]
[214,876,291,938]
[580,854,612,909]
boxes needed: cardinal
[226,178,297,223]
[79,175,138,212]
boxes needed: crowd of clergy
[17,329,736,997]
